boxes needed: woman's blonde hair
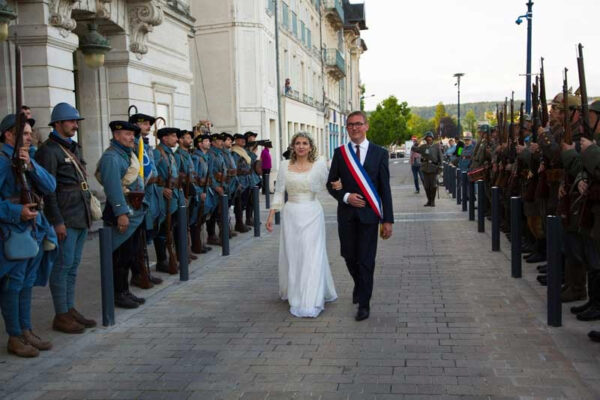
[290,131,318,163]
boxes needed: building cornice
[104,51,193,82]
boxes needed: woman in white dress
[266,132,338,318]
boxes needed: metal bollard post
[469,180,475,220]
[462,171,468,212]
[264,173,270,209]
[492,186,500,252]
[275,211,280,225]
[443,163,448,189]
[221,195,230,256]
[177,206,189,282]
[510,197,522,278]
[477,180,485,233]
[456,169,462,205]
[451,166,457,199]
[99,227,115,327]
[547,215,562,327]
[253,186,260,237]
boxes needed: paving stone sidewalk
[1,161,600,400]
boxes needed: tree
[359,84,366,111]
[367,96,411,146]
[484,110,497,126]
[432,102,449,132]
[407,113,435,139]
[464,109,478,134]
[439,116,459,138]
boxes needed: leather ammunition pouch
[126,191,145,210]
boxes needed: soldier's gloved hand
[117,214,129,234]
[581,137,593,153]
[55,224,67,242]
[20,203,38,221]
[163,188,173,200]
[578,180,589,195]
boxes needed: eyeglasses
[346,122,364,128]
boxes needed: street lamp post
[516,1,533,114]
[454,73,464,136]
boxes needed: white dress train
[271,158,337,318]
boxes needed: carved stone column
[128,0,163,58]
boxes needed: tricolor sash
[340,143,383,221]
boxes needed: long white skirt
[279,198,337,318]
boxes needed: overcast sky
[358,0,600,111]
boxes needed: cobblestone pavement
[1,161,600,400]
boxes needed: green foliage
[432,102,449,132]
[463,110,478,134]
[484,110,497,126]
[407,113,435,139]
[360,84,366,111]
[367,96,411,146]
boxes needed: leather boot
[235,221,250,233]
[125,291,145,304]
[430,188,436,207]
[7,336,39,358]
[53,313,85,334]
[561,260,586,303]
[424,189,432,207]
[131,273,153,289]
[154,238,169,273]
[525,240,546,263]
[577,272,600,321]
[572,270,597,314]
[588,330,600,342]
[207,234,222,246]
[149,274,163,285]
[69,308,97,328]
[115,292,139,309]
[191,225,204,254]
[22,330,52,351]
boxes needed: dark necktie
[355,144,361,164]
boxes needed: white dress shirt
[343,139,369,204]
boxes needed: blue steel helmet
[49,103,84,126]
[424,131,434,139]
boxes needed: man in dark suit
[327,110,394,321]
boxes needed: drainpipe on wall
[274,0,284,159]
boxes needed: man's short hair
[347,110,368,123]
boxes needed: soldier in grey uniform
[414,131,443,207]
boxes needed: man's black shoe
[355,308,369,321]
[115,293,139,309]
[126,291,145,305]
[577,305,600,321]
[571,301,592,315]
[149,274,163,285]
[537,274,547,286]
[156,261,170,273]
[588,330,600,342]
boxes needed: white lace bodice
[271,158,328,210]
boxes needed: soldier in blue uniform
[244,131,262,226]
[129,109,163,289]
[231,133,252,233]
[175,129,198,261]
[153,127,184,273]
[458,131,475,173]
[0,113,58,357]
[36,103,98,334]
[191,133,216,253]
[96,121,147,309]
[206,133,232,245]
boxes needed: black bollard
[456,169,462,205]
[510,197,522,278]
[221,195,230,256]
[469,180,475,220]
[443,163,448,189]
[451,166,457,199]
[264,173,271,209]
[99,227,115,327]
[477,180,485,233]
[462,172,468,212]
[177,205,189,282]
[547,215,562,327]
[492,186,500,252]
[253,186,261,237]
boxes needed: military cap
[551,92,581,109]
[221,132,234,141]
[244,131,258,139]
[129,113,156,125]
[0,113,35,134]
[194,134,211,147]
[109,120,140,134]
[522,114,532,122]
[424,131,434,138]
[177,129,193,139]
[157,127,180,139]
[233,133,246,140]
[477,124,490,133]
[590,100,600,114]
[462,131,473,140]
[211,133,223,141]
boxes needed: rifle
[532,76,540,142]
[12,43,37,216]
[577,43,591,140]
[562,68,572,145]
[158,145,179,275]
[518,102,525,146]
[540,58,549,127]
